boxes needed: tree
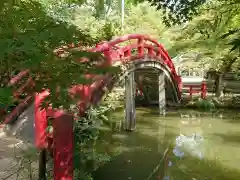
[150,0,240,52]
[0,1,119,178]
[0,0,117,109]
[162,0,240,97]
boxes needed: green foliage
[0,87,14,107]
[150,0,207,26]
[105,91,125,102]
[123,2,167,37]
[0,0,117,109]
[73,105,113,179]
[195,98,215,111]
[165,0,240,72]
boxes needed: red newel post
[124,49,131,57]
[34,91,49,149]
[201,80,207,99]
[53,111,74,180]
[137,37,144,57]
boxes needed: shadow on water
[93,129,174,180]
[92,108,240,180]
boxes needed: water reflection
[177,113,204,159]
[93,108,240,180]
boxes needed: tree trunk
[215,73,223,98]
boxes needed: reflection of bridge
[0,34,182,180]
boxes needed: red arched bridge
[1,34,183,180]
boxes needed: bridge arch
[88,57,182,132]
[88,34,182,108]
[117,59,181,103]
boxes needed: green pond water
[93,108,240,180]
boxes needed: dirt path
[0,104,37,179]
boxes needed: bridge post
[158,72,166,115]
[125,71,136,131]
[53,111,74,180]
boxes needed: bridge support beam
[158,72,166,115]
[125,71,136,131]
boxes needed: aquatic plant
[195,98,215,111]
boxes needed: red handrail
[184,81,207,100]
[1,70,34,127]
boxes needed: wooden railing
[0,70,34,128]
[183,81,207,100]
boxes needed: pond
[93,108,240,180]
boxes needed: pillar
[158,72,166,115]
[34,91,49,149]
[125,71,136,131]
[201,80,207,99]
[53,112,74,180]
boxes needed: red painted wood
[124,49,131,57]
[147,47,154,57]
[0,70,34,127]
[136,88,143,96]
[186,80,207,99]
[0,95,32,128]
[201,81,207,99]
[53,111,73,180]
[103,49,112,65]
[137,38,144,57]
[34,91,49,149]
[7,69,30,86]
[13,77,34,98]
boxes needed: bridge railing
[0,70,34,128]
[183,81,207,100]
